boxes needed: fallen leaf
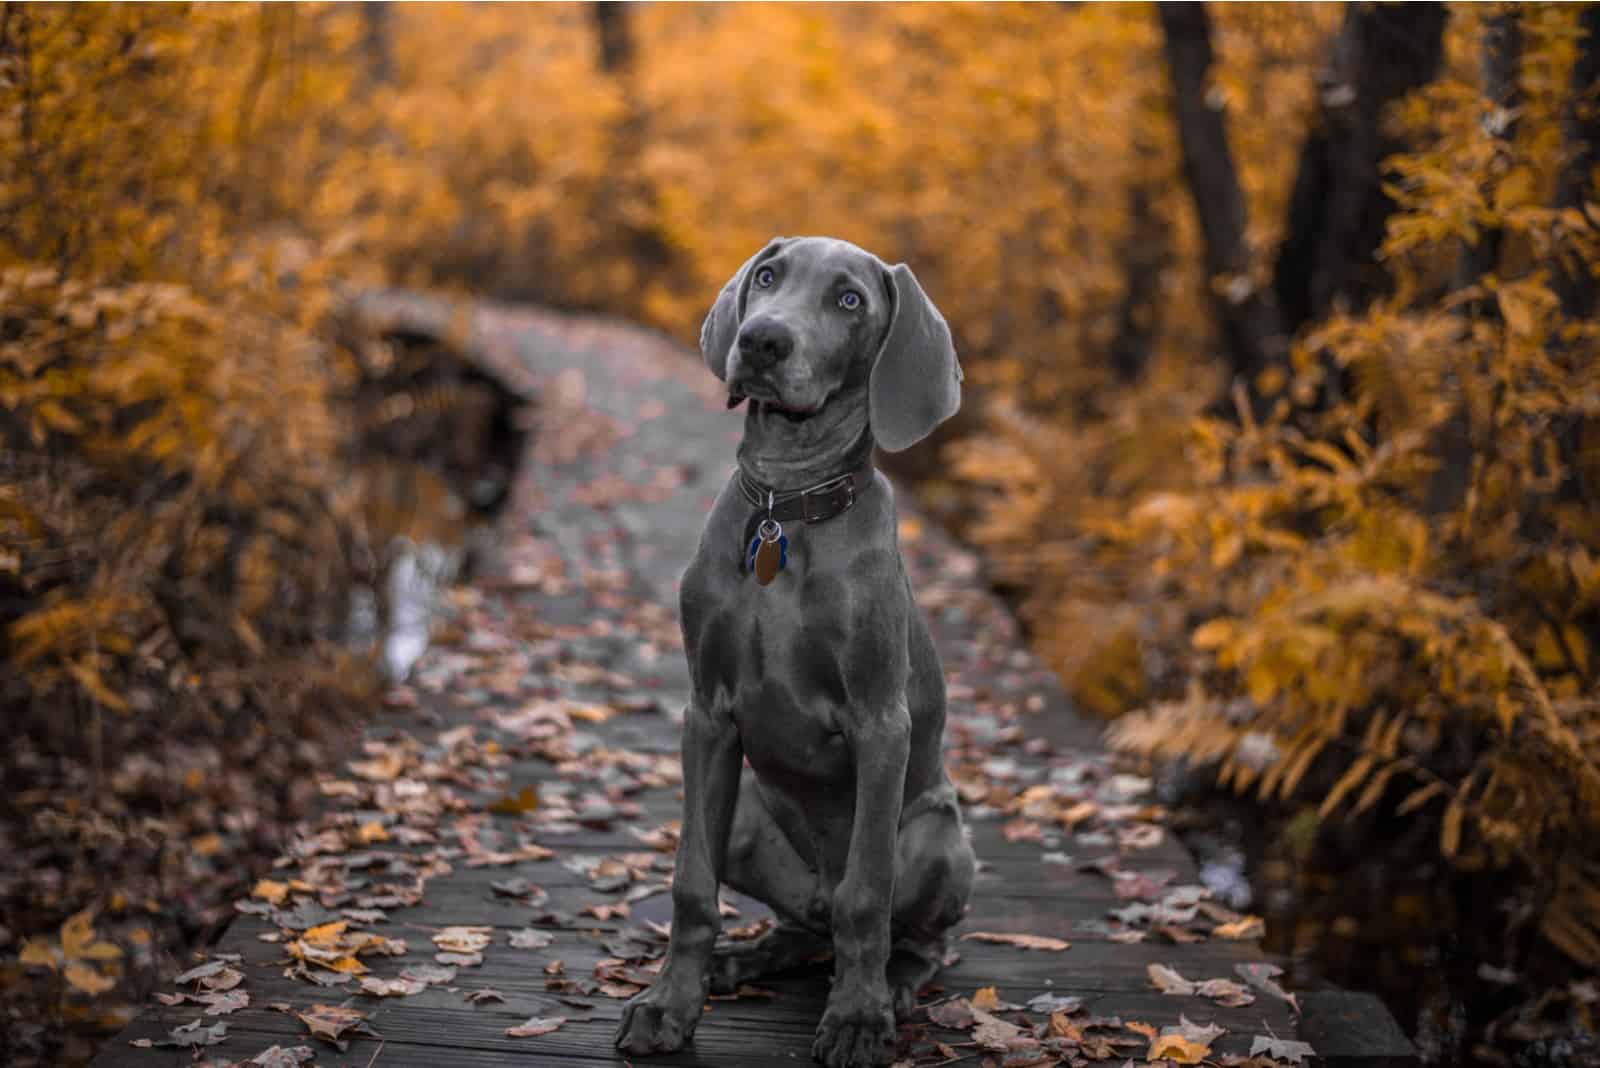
[174,959,231,985]
[1250,1035,1316,1063]
[466,988,507,1004]
[359,976,427,997]
[1213,916,1265,940]
[971,1008,1022,1050]
[130,1019,228,1049]
[489,786,540,814]
[1235,962,1299,1011]
[1025,992,1083,1014]
[971,986,1002,1011]
[927,998,976,1030]
[1149,1032,1211,1064]
[433,926,493,954]
[508,929,554,950]
[249,1046,317,1067]
[506,1015,566,1038]
[64,962,116,995]
[297,1003,369,1046]
[1148,962,1196,994]
[400,963,457,985]
[19,938,58,970]
[199,989,250,1014]
[253,880,291,905]
[961,931,1070,951]
[435,951,484,966]
[1196,977,1256,1007]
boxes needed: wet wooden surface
[96,299,1409,1067]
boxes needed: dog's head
[699,236,962,452]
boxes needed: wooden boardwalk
[96,299,1410,1067]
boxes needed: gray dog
[615,237,975,1068]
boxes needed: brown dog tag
[749,518,787,586]
[754,537,782,585]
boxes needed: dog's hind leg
[711,774,831,992]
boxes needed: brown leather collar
[736,455,875,526]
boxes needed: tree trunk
[1272,2,1449,333]
[1157,1,1286,388]
[1554,5,1600,321]
[1455,12,1522,310]
[593,2,634,75]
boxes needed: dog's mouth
[727,392,817,423]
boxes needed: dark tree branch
[1273,2,1449,333]
[1554,4,1600,321]
[593,2,634,75]
[1157,1,1286,387]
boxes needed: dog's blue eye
[754,267,775,289]
[839,290,862,310]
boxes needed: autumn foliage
[4,1,1600,1062]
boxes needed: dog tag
[749,519,787,586]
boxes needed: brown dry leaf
[359,976,427,997]
[433,926,493,954]
[249,1046,316,1067]
[489,785,540,815]
[544,959,564,975]
[64,962,116,995]
[302,921,348,946]
[296,1003,368,1046]
[253,879,291,905]
[506,1015,566,1038]
[435,951,484,967]
[199,989,250,1015]
[1149,1032,1212,1064]
[961,931,1070,952]
[60,910,96,959]
[1148,962,1196,994]
[465,988,507,1004]
[1196,977,1256,1007]
[1213,915,1266,940]
[970,1008,1022,1050]
[19,938,58,970]
[971,986,1002,1011]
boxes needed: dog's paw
[615,986,702,1055]
[812,998,895,1068]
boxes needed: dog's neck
[736,388,872,489]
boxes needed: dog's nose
[736,318,793,370]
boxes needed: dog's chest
[686,541,857,743]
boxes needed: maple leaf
[199,989,250,1014]
[961,931,1071,951]
[1251,1034,1316,1063]
[506,1015,566,1037]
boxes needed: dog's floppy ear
[700,237,787,381]
[870,262,962,452]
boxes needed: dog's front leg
[616,698,741,1055]
[814,702,910,1068]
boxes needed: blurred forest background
[2,2,1599,1065]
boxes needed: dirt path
[95,299,1397,1067]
